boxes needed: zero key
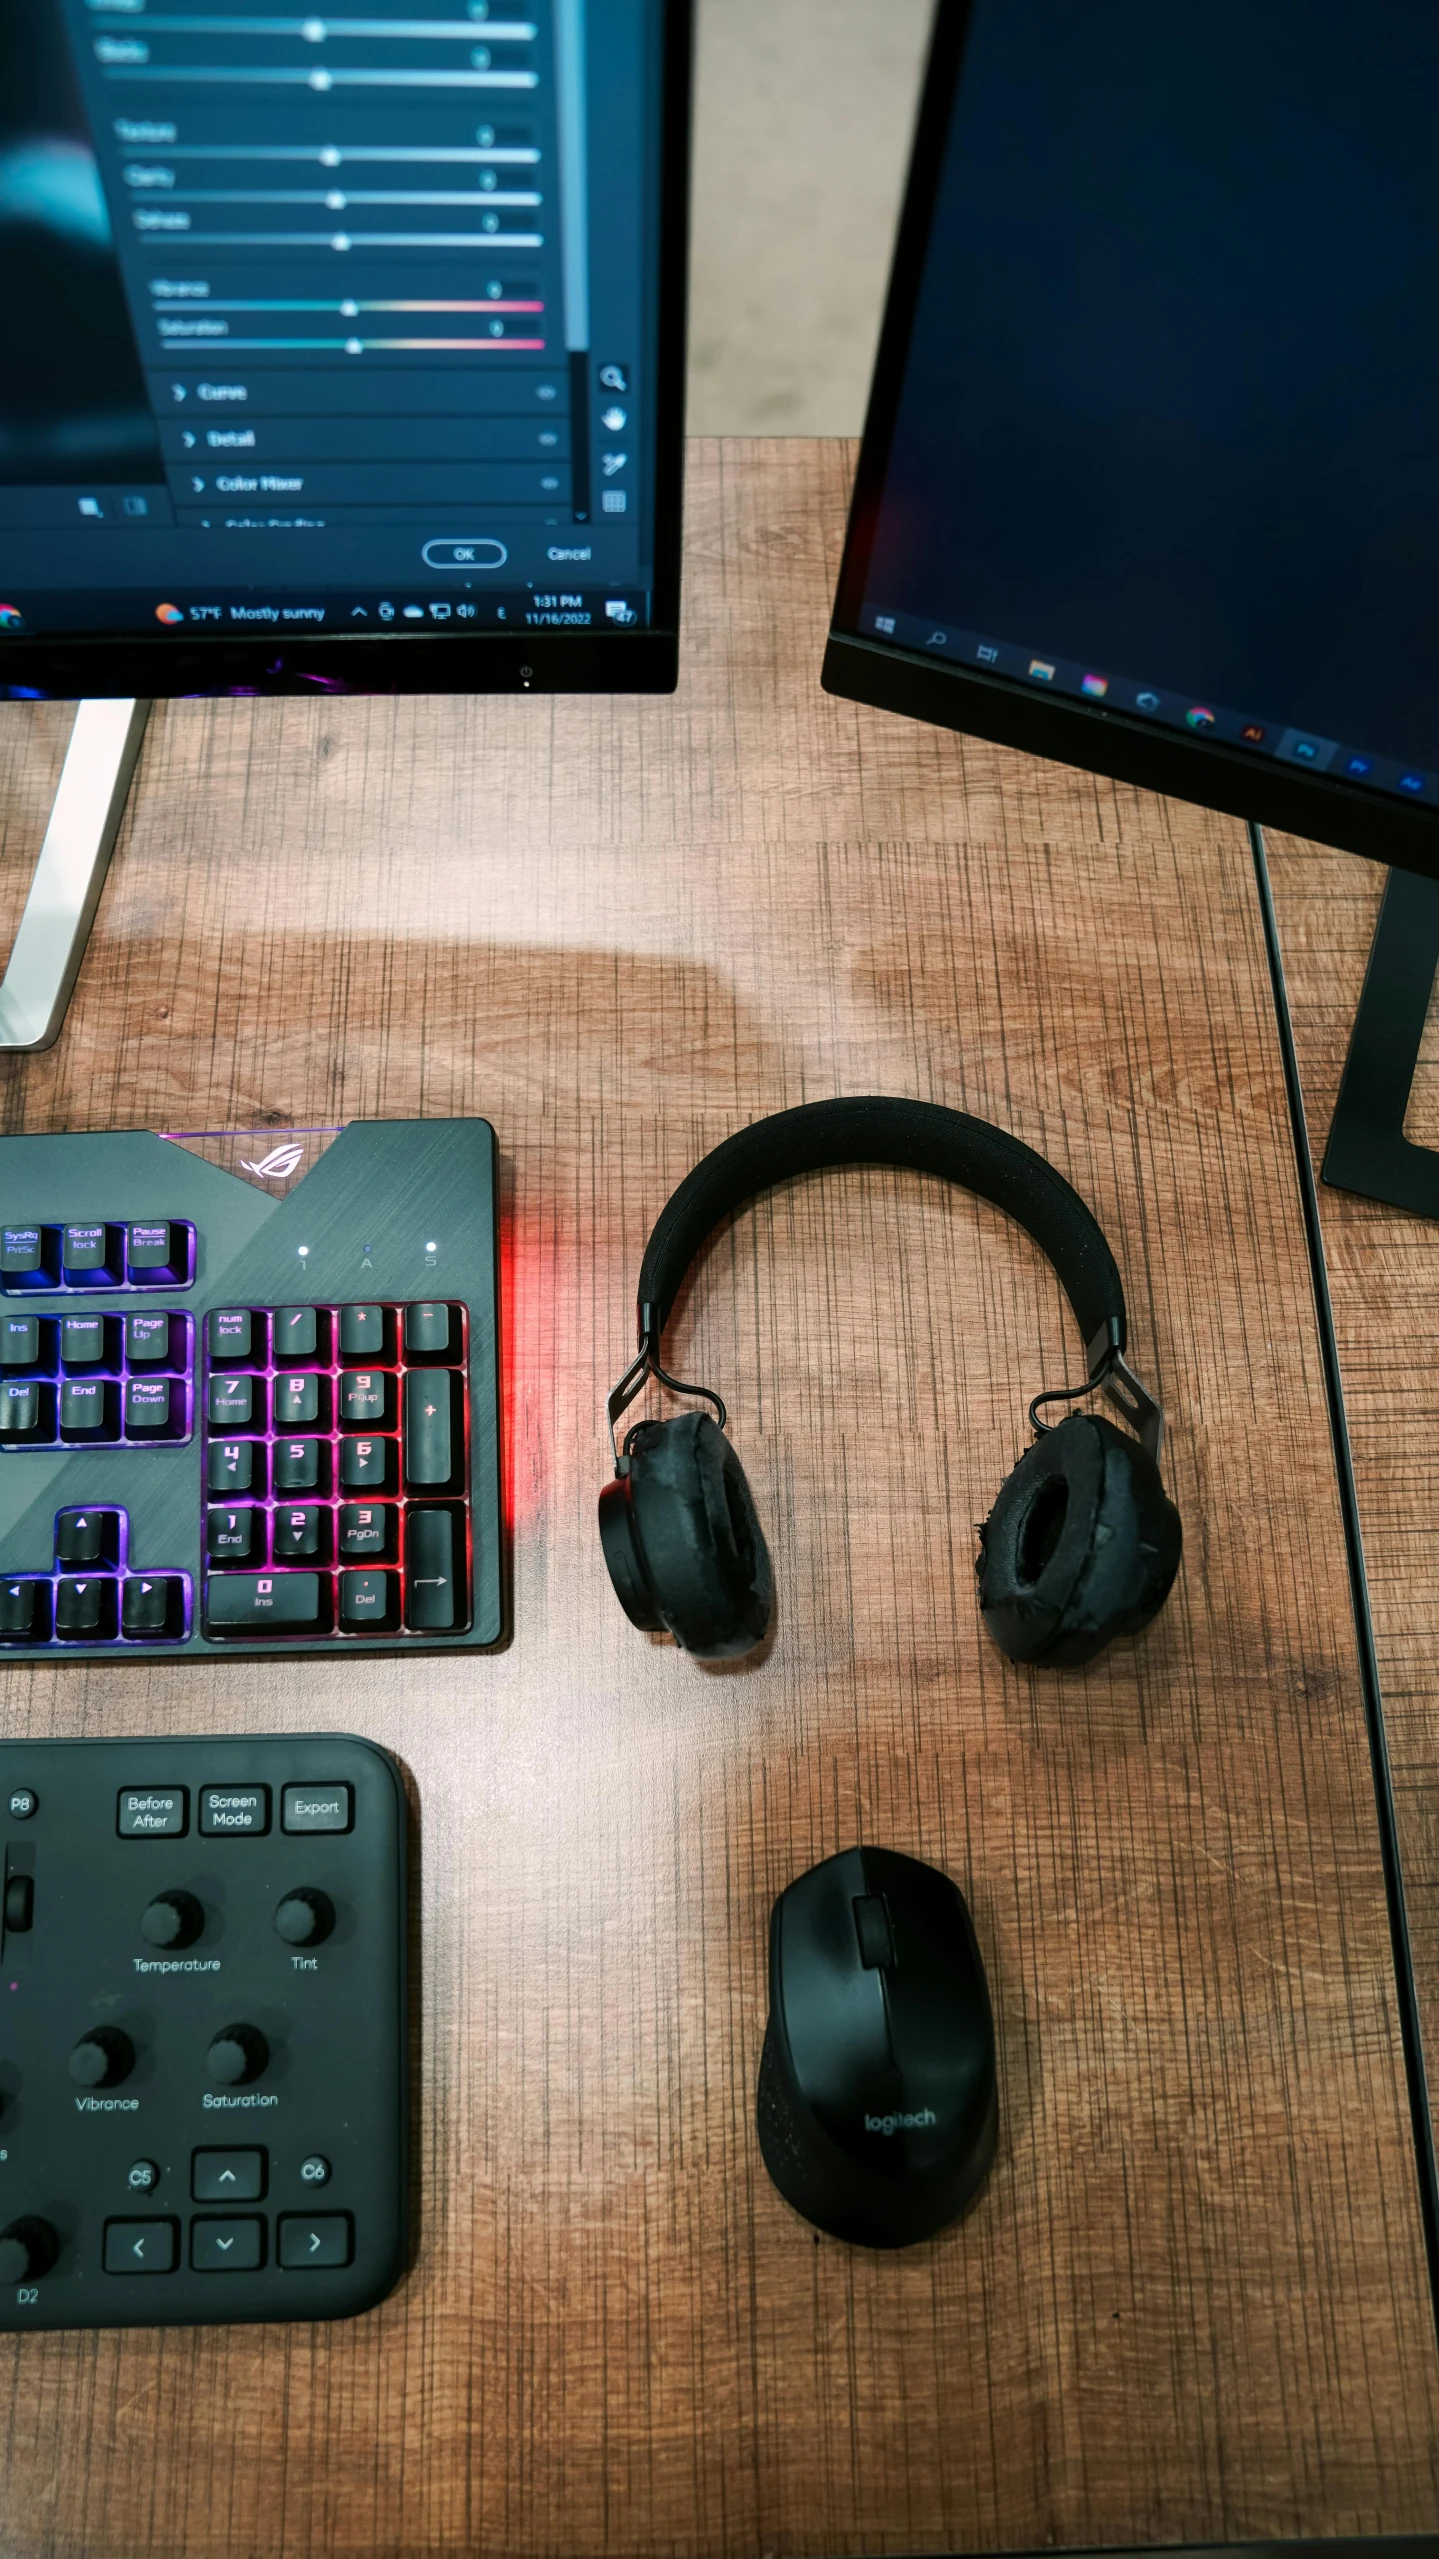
[204,1574,323,1636]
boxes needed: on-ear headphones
[598,1098,1182,1666]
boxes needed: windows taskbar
[0,587,649,647]
[858,602,1433,808]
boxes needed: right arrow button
[277,2212,352,2271]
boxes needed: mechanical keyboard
[0,1120,502,1658]
[0,1731,407,2330]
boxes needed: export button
[421,537,508,571]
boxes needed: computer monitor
[0,0,690,698]
[823,0,1439,885]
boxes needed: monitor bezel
[1,0,692,699]
[822,1,1439,881]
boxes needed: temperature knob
[140,1891,204,1950]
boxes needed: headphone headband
[617,1099,1163,1458]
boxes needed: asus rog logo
[238,1142,305,1182]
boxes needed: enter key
[405,1506,464,1631]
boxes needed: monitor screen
[0,0,688,694]
[825,0,1439,870]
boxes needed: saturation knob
[140,1890,204,1950]
[68,2028,135,2089]
[205,2023,268,2086]
[273,1888,335,1948]
[0,2218,58,2284]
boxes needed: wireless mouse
[756,1844,997,2248]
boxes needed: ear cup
[611,1410,773,1659]
[598,1472,666,1631]
[976,1412,1182,1668]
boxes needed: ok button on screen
[422,539,508,572]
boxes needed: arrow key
[122,1575,184,1639]
[191,2215,265,2271]
[103,2217,178,2274]
[55,1576,118,1641]
[0,1579,51,1643]
[192,2147,266,2202]
[277,2211,352,2270]
[56,1507,121,1568]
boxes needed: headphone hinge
[1095,1349,1165,1462]
[1076,1318,1167,1461]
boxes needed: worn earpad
[976,1411,1182,1668]
[602,1410,774,1659]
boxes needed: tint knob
[68,2028,135,2089]
[273,1888,334,1947]
[140,1890,204,1950]
[0,2218,58,2283]
[205,2023,268,2086]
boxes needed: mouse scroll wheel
[853,1893,896,1970]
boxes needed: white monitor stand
[0,699,151,1052]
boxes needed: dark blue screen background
[860,0,1439,769]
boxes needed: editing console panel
[0,1732,408,2331]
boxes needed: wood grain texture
[1266,834,1439,2196]
[0,440,1436,2556]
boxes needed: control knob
[68,2028,135,2088]
[0,2218,58,2284]
[273,1888,335,1947]
[205,2023,268,2086]
[140,1890,204,1950]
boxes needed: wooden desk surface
[1268,836,1439,2224]
[1,440,1438,2556]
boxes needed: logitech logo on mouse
[864,2107,937,2135]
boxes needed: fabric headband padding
[636,1096,1127,1361]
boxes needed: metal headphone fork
[606,1337,729,1473]
[1028,1336,1165,1462]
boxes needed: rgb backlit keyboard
[0,1121,502,1659]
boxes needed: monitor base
[0,699,150,1052]
[1322,866,1439,1218]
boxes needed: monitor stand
[0,699,151,1053]
[1322,865,1439,1217]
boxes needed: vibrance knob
[140,1890,204,1950]
[205,2023,268,2086]
[68,2028,135,2089]
[273,1889,335,1948]
[0,2218,58,2284]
